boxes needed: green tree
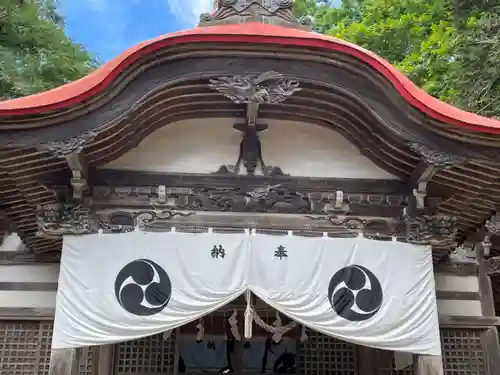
[448,1,500,117]
[293,0,500,118]
[0,0,98,100]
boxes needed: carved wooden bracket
[64,152,89,200]
[480,213,500,257]
[448,243,477,264]
[37,131,96,158]
[408,161,438,210]
[408,142,463,168]
[403,212,457,249]
[484,256,500,276]
[209,72,300,176]
[36,132,94,200]
[485,213,500,235]
[407,143,463,211]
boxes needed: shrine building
[1,1,500,375]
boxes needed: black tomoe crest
[328,265,383,322]
[114,259,172,316]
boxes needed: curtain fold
[247,234,442,356]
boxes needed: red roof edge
[0,23,499,133]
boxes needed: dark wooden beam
[438,315,500,327]
[0,250,61,265]
[435,291,480,301]
[0,307,55,319]
[89,169,409,193]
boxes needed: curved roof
[0,23,499,133]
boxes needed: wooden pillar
[484,327,500,375]
[49,348,78,375]
[477,241,496,316]
[357,346,378,375]
[97,345,115,375]
[413,355,444,375]
[475,241,500,374]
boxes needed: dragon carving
[209,71,301,104]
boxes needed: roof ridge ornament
[199,0,312,30]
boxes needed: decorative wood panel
[441,328,486,375]
[0,321,53,375]
[299,330,358,375]
[0,321,96,375]
[114,332,176,375]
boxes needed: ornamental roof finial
[199,0,312,30]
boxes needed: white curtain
[53,231,441,357]
[248,234,441,356]
[52,231,249,348]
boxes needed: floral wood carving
[199,0,312,30]
[484,256,500,276]
[485,213,500,235]
[404,213,457,248]
[209,72,301,104]
[93,184,407,215]
[306,214,456,246]
[408,142,463,167]
[305,215,397,239]
[36,204,196,236]
[448,244,477,264]
[36,203,97,237]
[101,211,196,232]
[37,131,96,158]
[185,185,312,213]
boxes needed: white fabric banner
[52,231,249,348]
[248,235,441,356]
[53,231,441,356]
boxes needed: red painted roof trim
[0,23,499,133]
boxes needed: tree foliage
[0,0,98,100]
[294,0,500,118]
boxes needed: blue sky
[59,0,213,62]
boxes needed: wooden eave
[0,23,499,260]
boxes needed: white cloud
[167,0,213,27]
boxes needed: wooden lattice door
[0,320,53,375]
[299,329,358,375]
[0,320,96,375]
[114,332,176,375]
[441,328,486,375]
